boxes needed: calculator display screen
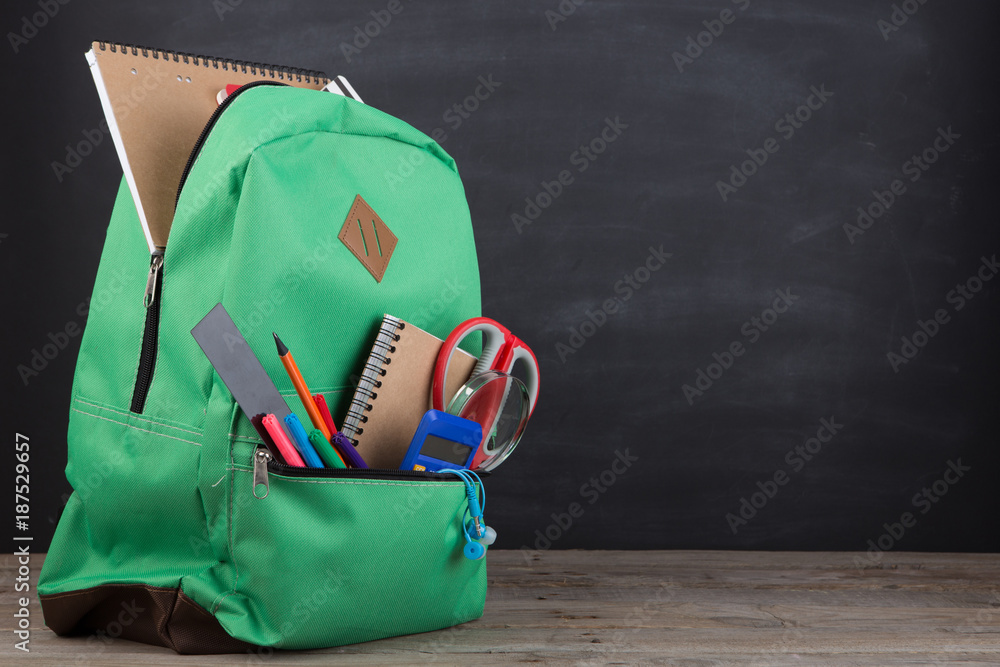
[421,434,472,465]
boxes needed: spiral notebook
[344,315,478,469]
[85,41,329,252]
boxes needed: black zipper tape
[175,80,288,209]
[129,81,288,415]
[130,253,163,413]
[267,460,481,481]
[253,448,488,499]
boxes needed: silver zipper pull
[253,447,272,499]
[144,252,164,308]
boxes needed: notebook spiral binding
[95,41,327,84]
[342,317,405,444]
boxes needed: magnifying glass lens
[446,370,529,472]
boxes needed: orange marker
[273,333,332,441]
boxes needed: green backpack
[38,84,486,653]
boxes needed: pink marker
[262,414,306,467]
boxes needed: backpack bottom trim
[40,582,255,654]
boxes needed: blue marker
[284,413,324,468]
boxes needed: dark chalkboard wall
[4,0,999,552]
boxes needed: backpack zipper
[174,80,288,209]
[128,81,288,414]
[129,250,163,413]
[251,446,474,498]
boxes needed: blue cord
[442,468,485,516]
[440,468,489,554]
[469,470,486,515]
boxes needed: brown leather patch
[40,583,256,654]
[338,195,397,282]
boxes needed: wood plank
[2,551,997,665]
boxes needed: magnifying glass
[446,369,530,472]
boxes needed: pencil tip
[273,332,288,356]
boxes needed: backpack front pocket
[213,448,487,649]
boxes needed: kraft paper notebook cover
[85,41,329,252]
[343,315,478,469]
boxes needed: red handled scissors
[431,317,538,470]
[432,317,539,415]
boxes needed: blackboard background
[3,0,999,553]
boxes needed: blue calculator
[400,410,482,472]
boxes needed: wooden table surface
[2,550,998,665]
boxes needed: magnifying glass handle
[508,346,539,416]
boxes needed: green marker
[308,429,347,469]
